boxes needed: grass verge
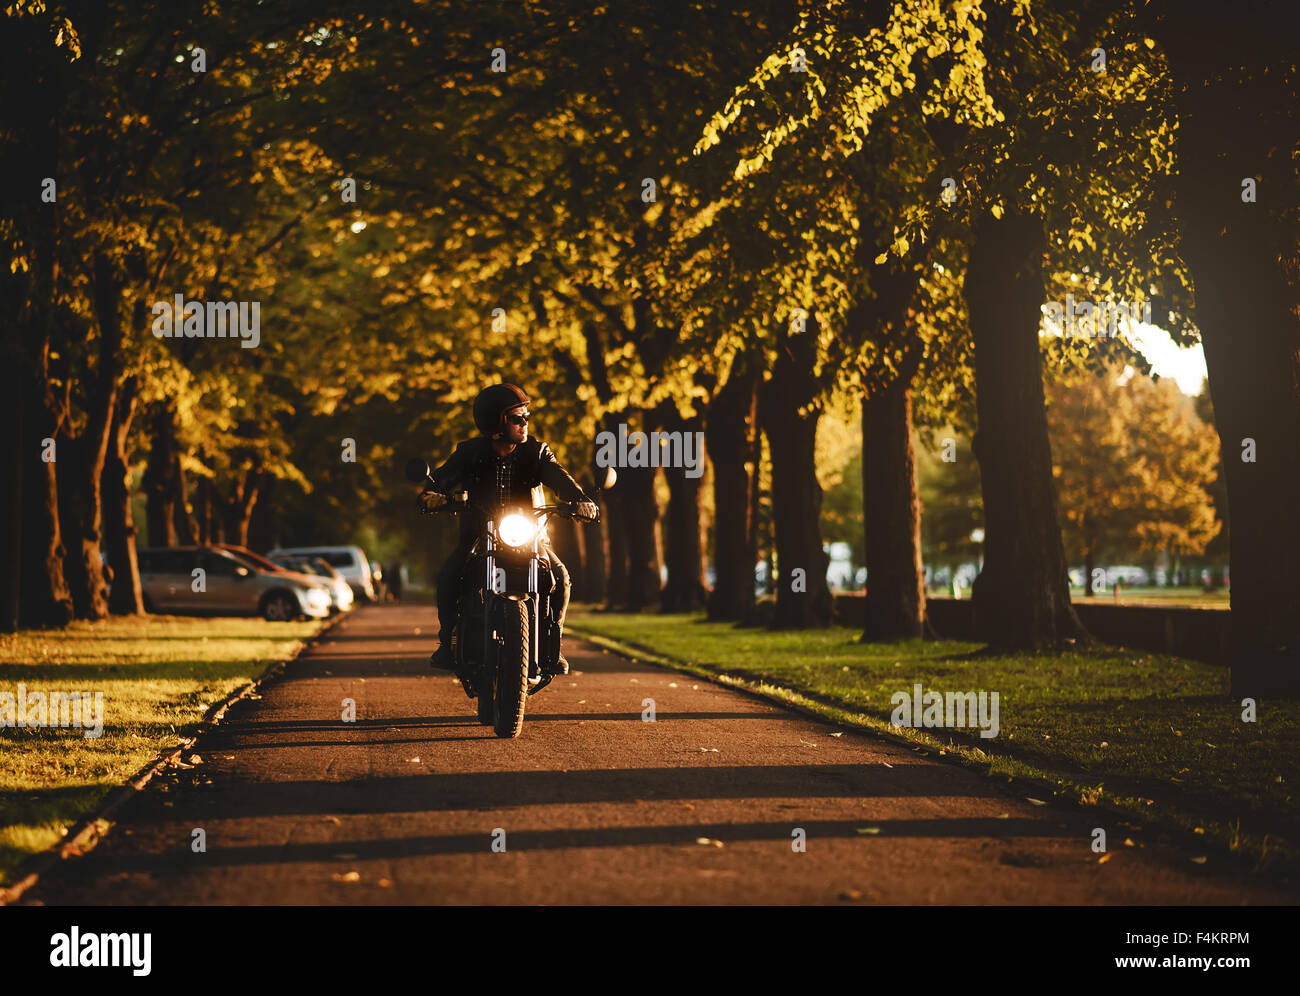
[0,614,324,887]
[567,608,1297,874]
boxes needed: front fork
[483,521,543,683]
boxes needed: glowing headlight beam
[497,513,535,548]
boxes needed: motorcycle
[405,457,607,738]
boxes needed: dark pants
[436,541,571,663]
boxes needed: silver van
[137,546,332,621]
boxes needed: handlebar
[419,493,599,524]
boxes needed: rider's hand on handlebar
[417,489,446,515]
[576,500,599,521]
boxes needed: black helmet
[473,383,529,436]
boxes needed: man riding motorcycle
[419,383,597,679]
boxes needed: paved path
[25,605,1297,905]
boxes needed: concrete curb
[0,612,346,906]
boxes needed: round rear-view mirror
[404,457,431,483]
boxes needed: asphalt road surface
[24,605,1297,905]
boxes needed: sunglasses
[506,410,530,426]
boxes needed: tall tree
[1047,363,1222,595]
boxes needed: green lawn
[568,608,1297,871]
[923,586,1232,609]
[1067,586,1231,609]
[0,614,323,887]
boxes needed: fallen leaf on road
[1027,798,1047,806]
[323,817,341,825]
[1097,853,1112,864]
[405,757,421,764]
[332,871,361,883]
[996,813,1010,819]
[855,827,881,835]
[1124,838,1136,847]
[798,739,818,748]
[829,732,843,738]
[688,747,719,753]
[378,878,393,888]
[681,803,695,810]
[668,683,678,688]
[695,837,724,848]
[577,699,586,704]
[1190,856,1208,864]
[839,889,862,901]
[882,762,893,768]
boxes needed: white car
[270,554,355,613]
[268,545,377,602]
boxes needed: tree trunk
[598,413,628,609]
[62,252,128,619]
[174,454,196,545]
[660,409,708,612]
[222,468,263,547]
[620,460,662,611]
[0,348,21,632]
[195,460,222,545]
[102,380,143,615]
[4,9,73,629]
[964,210,1084,649]
[706,362,760,621]
[1084,547,1096,598]
[581,473,606,604]
[1150,1,1300,695]
[861,374,926,640]
[143,402,181,547]
[759,319,833,629]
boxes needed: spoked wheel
[492,600,530,739]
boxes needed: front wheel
[493,599,530,739]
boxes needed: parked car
[137,546,332,620]
[216,543,340,610]
[267,545,377,601]
[269,554,355,613]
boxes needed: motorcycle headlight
[498,513,536,548]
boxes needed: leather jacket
[428,437,589,534]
